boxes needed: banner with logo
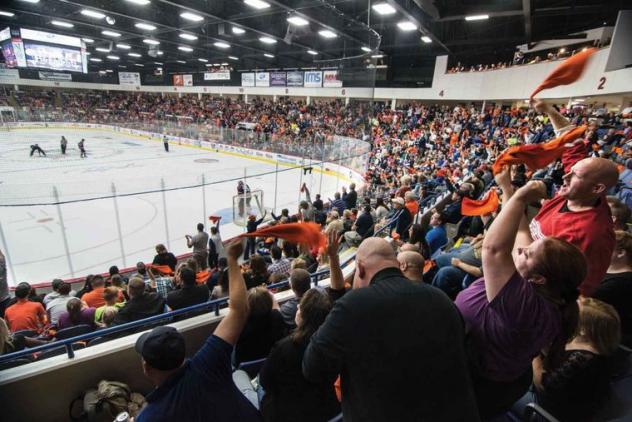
[255,72,270,87]
[0,68,19,80]
[241,72,255,87]
[323,70,342,87]
[204,70,230,80]
[287,71,303,87]
[119,71,141,86]
[38,71,72,81]
[173,74,193,86]
[303,71,322,87]
[270,72,286,86]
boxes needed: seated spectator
[152,243,178,272]
[4,282,48,333]
[404,191,419,216]
[329,192,345,215]
[432,234,484,299]
[514,298,621,421]
[341,209,354,233]
[267,246,291,280]
[593,230,632,348]
[75,275,94,299]
[132,262,150,281]
[207,258,227,291]
[353,205,374,238]
[290,258,306,271]
[46,281,74,325]
[388,197,412,241]
[324,211,343,235]
[146,265,174,299]
[407,224,430,258]
[133,241,260,422]
[100,306,119,327]
[234,286,286,365]
[259,289,339,421]
[303,237,478,421]
[57,298,97,330]
[607,196,631,231]
[425,210,448,256]
[279,269,311,328]
[43,278,76,306]
[95,287,125,324]
[374,197,389,222]
[109,265,128,284]
[110,274,129,301]
[167,267,209,310]
[397,251,425,284]
[244,255,270,289]
[455,181,586,418]
[211,268,230,300]
[113,277,166,325]
[83,275,121,308]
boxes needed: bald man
[525,101,618,296]
[303,238,478,421]
[397,250,425,284]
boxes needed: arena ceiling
[0,0,626,74]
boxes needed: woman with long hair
[259,289,340,422]
[455,179,586,418]
[57,298,97,331]
[244,254,270,289]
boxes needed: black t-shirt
[152,252,178,271]
[167,285,210,310]
[235,310,286,364]
[259,336,340,422]
[593,271,632,348]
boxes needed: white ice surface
[0,128,347,286]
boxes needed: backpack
[70,380,146,422]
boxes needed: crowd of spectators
[0,88,632,421]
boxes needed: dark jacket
[303,267,479,422]
[152,252,178,271]
[235,309,286,365]
[167,284,210,310]
[113,292,165,325]
[345,189,357,209]
[260,336,340,422]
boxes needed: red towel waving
[461,189,500,216]
[492,126,587,175]
[530,48,597,99]
[240,222,327,251]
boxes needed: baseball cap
[135,326,185,371]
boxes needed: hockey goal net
[232,189,267,226]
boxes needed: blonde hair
[577,298,621,356]
[291,258,307,270]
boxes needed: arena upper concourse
[0,1,631,421]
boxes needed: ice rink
[0,127,351,286]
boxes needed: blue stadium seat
[13,329,37,338]
[37,342,85,360]
[0,357,33,371]
[328,413,343,422]
[55,324,94,340]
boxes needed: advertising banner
[38,71,72,81]
[270,71,286,86]
[119,72,141,86]
[0,68,19,80]
[255,72,270,87]
[241,72,255,87]
[204,70,230,80]
[173,74,193,86]
[303,70,323,87]
[323,70,342,87]
[286,71,303,86]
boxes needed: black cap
[135,326,185,371]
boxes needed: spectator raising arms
[456,178,586,418]
[134,241,261,422]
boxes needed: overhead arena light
[125,0,151,5]
[18,0,40,3]
[178,46,193,52]
[0,11,15,17]
[198,58,208,62]
[397,21,417,31]
[95,47,111,52]
[287,16,309,26]
[51,20,74,28]
[135,23,156,31]
[179,33,198,41]
[180,12,203,22]
[228,56,238,60]
[264,53,274,58]
[232,27,245,35]
[117,43,131,49]
[143,39,160,45]
[214,41,230,49]
[154,61,163,65]
[465,14,489,21]
[85,52,90,55]
[134,63,145,67]
[89,57,102,62]
[371,54,384,58]
[421,36,432,43]
[221,62,228,66]
[106,55,120,60]
[244,0,270,10]
[372,3,396,15]
[82,38,95,43]
[307,50,318,55]
[318,30,337,38]
[259,36,277,44]
[361,46,371,52]
[128,52,141,57]
[176,60,186,64]
[156,51,163,55]
[80,9,106,19]
[102,30,122,37]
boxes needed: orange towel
[196,270,210,284]
[149,264,174,276]
[492,126,587,175]
[530,48,597,99]
[240,222,326,251]
[461,189,499,216]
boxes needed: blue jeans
[434,244,470,268]
[432,266,466,299]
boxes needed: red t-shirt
[530,195,614,296]
[5,300,47,333]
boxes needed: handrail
[0,222,379,365]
